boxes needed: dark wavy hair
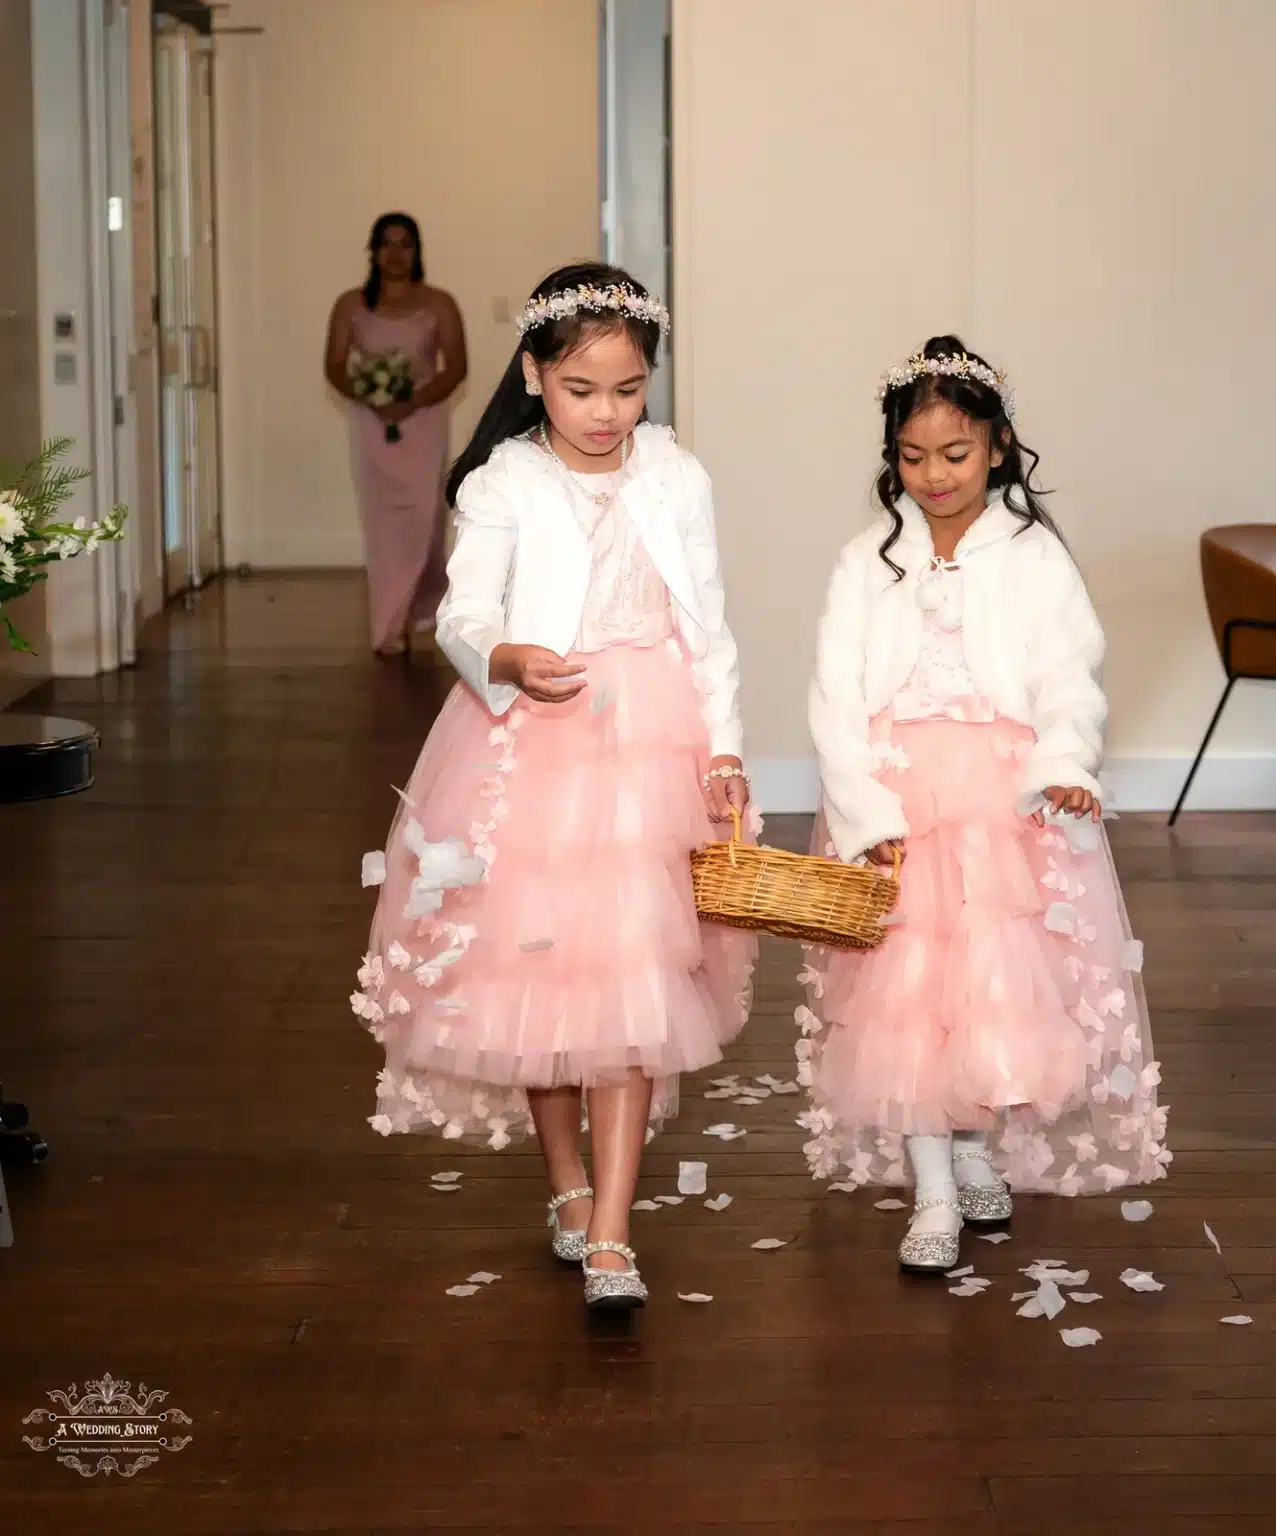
[362,212,425,310]
[875,334,1062,578]
[445,261,663,506]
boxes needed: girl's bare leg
[585,1068,653,1272]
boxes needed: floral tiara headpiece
[516,283,670,337]
[876,350,1015,419]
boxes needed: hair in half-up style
[362,212,425,310]
[874,334,1062,579]
[445,261,665,506]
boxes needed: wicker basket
[691,808,901,950]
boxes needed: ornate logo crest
[22,1374,194,1478]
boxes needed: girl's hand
[704,756,750,822]
[1032,786,1101,825]
[489,643,586,704]
[864,839,906,866]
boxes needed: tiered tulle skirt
[354,640,756,1147]
[798,714,1169,1196]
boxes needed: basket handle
[889,844,902,882]
[726,803,743,867]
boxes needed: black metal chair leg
[1168,678,1235,827]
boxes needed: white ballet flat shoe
[953,1148,1013,1224]
[546,1187,593,1264]
[581,1241,648,1310]
[898,1196,963,1274]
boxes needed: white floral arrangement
[516,283,670,336]
[877,351,1015,418]
[0,437,127,653]
[346,348,415,442]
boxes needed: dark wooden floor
[1,571,1273,1534]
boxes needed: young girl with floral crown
[352,262,755,1310]
[798,335,1169,1273]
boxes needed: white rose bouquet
[0,437,127,653]
[346,348,415,442]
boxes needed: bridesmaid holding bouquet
[325,212,468,656]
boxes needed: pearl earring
[525,377,542,397]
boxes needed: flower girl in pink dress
[353,263,755,1310]
[799,336,1168,1273]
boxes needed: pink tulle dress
[354,457,756,1148]
[799,557,1169,1196]
[347,305,450,651]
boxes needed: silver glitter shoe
[581,1241,648,1310]
[546,1187,593,1264]
[898,1196,963,1273]
[953,1148,1013,1224]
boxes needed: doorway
[154,7,222,598]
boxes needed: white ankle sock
[952,1130,1002,1188]
[904,1134,960,1234]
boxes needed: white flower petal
[654,1195,684,1206]
[1017,1280,1066,1319]
[361,850,387,887]
[1204,1222,1222,1255]
[1120,1267,1165,1293]
[977,1232,1012,1244]
[431,1171,463,1184]
[678,1161,708,1195]
[630,1199,661,1212]
[874,1198,907,1211]
[704,1193,733,1212]
[1070,1293,1103,1304]
[827,1181,858,1194]
[1060,1326,1102,1348]
[445,1284,480,1298]
[1121,1200,1154,1222]
[751,1238,789,1251]
[1120,938,1145,972]
[467,1272,500,1285]
[678,1292,714,1303]
[1220,1315,1253,1326]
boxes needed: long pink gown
[347,304,450,651]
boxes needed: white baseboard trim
[749,754,1276,815]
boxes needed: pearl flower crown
[877,350,1015,419]
[516,283,671,337]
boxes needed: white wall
[673,0,1276,812]
[214,0,599,570]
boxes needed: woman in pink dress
[325,213,468,656]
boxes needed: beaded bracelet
[702,764,750,792]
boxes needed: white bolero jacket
[437,423,744,759]
[810,491,1107,861]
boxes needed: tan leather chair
[1169,526,1276,824]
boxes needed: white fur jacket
[810,491,1107,861]
[437,423,744,759]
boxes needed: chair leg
[1168,678,1235,827]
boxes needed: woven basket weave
[691,808,901,950]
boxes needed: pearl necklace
[537,422,630,507]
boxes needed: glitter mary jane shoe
[898,1196,963,1274]
[581,1241,648,1311]
[953,1148,1013,1224]
[546,1187,593,1265]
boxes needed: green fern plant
[0,437,127,653]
